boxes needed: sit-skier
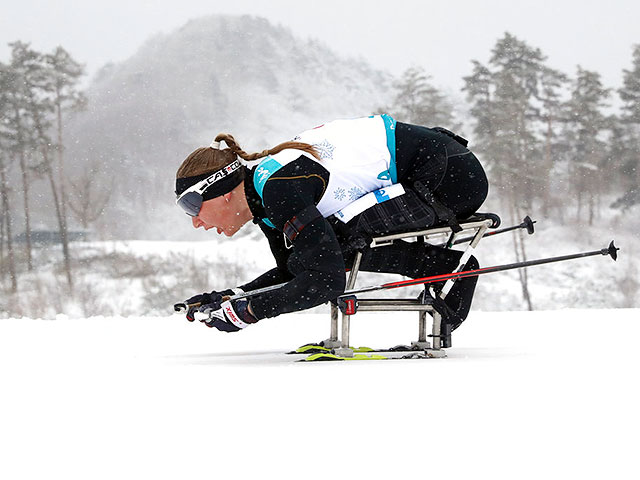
[175,115,489,335]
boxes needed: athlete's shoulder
[253,152,326,196]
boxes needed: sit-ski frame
[324,216,499,358]
[173,214,622,360]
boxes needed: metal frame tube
[355,303,435,311]
[418,311,427,343]
[330,303,338,341]
[341,252,364,348]
[432,312,442,349]
[356,299,433,306]
[369,220,493,248]
[440,221,490,297]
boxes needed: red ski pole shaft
[341,241,619,297]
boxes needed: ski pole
[440,215,536,247]
[173,282,288,313]
[339,241,619,297]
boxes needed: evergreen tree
[463,60,494,147]
[491,33,547,209]
[463,32,552,310]
[45,46,87,237]
[3,45,40,271]
[10,41,73,288]
[615,44,640,208]
[387,66,457,128]
[619,44,640,122]
[607,119,638,209]
[538,66,569,216]
[0,62,18,292]
[0,154,17,293]
[463,33,549,210]
[563,66,610,224]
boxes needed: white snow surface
[1,308,638,479]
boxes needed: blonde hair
[176,133,320,178]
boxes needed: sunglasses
[176,160,242,216]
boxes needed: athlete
[175,115,489,336]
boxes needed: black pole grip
[605,241,619,261]
[523,216,536,235]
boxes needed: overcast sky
[1,0,638,97]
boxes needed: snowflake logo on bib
[334,187,346,201]
[313,140,336,160]
[348,187,364,201]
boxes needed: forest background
[1,14,638,318]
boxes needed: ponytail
[176,133,321,180]
[215,133,321,163]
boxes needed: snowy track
[1,309,638,479]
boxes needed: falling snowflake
[348,187,364,201]
[334,187,346,201]
[313,140,336,160]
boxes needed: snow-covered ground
[1,308,638,479]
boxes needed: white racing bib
[254,115,399,221]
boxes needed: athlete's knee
[465,255,479,270]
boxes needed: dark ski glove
[202,299,259,332]
[183,288,241,322]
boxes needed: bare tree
[68,163,112,229]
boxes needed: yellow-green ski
[300,353,389,362]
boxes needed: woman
[175,114,488,335]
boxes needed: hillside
[60,15,391,239]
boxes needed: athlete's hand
[202,299,258,332]
[182,289,239,322]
